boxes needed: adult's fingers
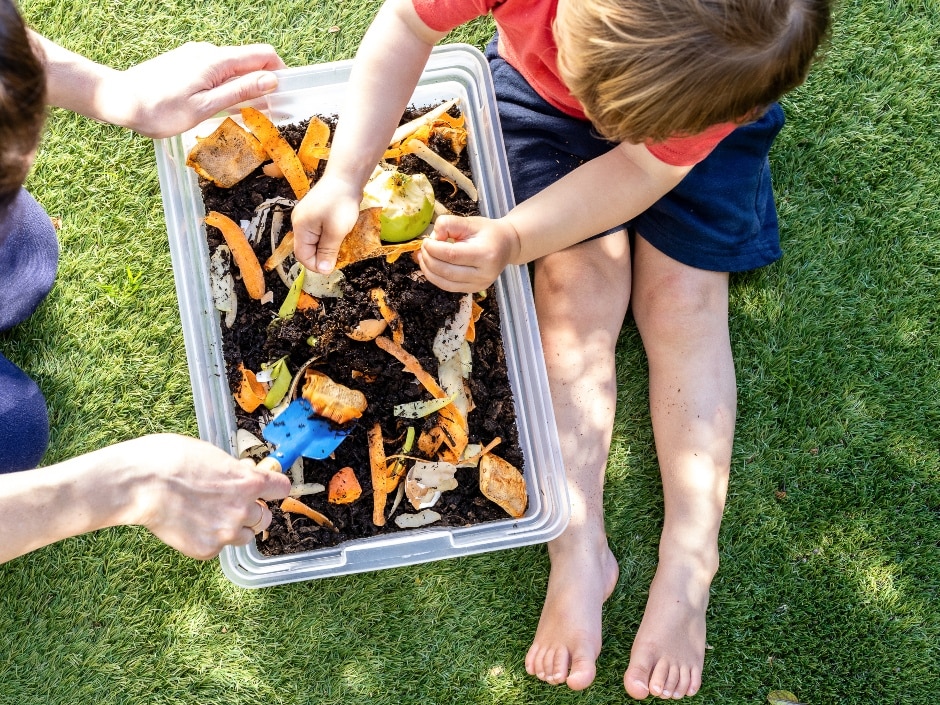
[199,71,279,117]
[254,464,292,500]
[209,43,288,75]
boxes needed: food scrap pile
[186,101,527,555]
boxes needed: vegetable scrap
[186,117,268,188]
[328,466,362,504]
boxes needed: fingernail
[258,73,278,93]
[317,260,332,273]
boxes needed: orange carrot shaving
[370,288,404,345]
[461,437,502,466]
[264,230,295,271]
[328,466,362,504]
[240,107,310,199]
[436,401,469,459]
[234,363,267,412]
[298,116,330,175]
[378,239,423,263]
[374,335,448,399]
[466,299,484,343]
[279,496,337,530]
[300,370,367,425]
[374,335,468,459]
[417,427,446,457]
[368,422,389,526]
[205,211,266,300]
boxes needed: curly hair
[554,0,831,144]
[0,0,46,214]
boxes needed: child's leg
[524,231,631,690]
[623,235,734,700]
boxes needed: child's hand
[418,215,521,293]
[291,175,363,273]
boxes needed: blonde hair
[555,0,831,143]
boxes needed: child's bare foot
[525,530,619,690]
[623,557,714,699]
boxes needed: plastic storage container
[153,44,568,587]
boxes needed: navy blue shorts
[485,38,785,273]
[1,188,58,471]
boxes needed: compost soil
[198,106,523,556]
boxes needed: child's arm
[419,141,693,292]
[31,32,285,139]
[291,0,447,274]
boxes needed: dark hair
[555,0,832,143]
[0,0,46,213]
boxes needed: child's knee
[0,354,50,472]
[633,269,728,342]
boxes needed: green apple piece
[361,168,435,243]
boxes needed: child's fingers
[429,214,478,242]
[417,247,483,293]
[291,201,358,273]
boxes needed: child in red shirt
[292,0,830,698]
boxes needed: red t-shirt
[412,0,736,166]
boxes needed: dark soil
[197,104,523,555]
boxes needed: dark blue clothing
[1,188,58,472]
[485,37,785,273]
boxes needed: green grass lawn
[2,1,937,703]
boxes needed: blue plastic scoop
[255,399,353,473]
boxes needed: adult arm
[31,32,286,138]
[419,141,693,292]
[0,434,291,564]
[291,0,447,274]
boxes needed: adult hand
[291,173,364,273]
[418,215,522,293]
[100,42,286,138]
[129,434,291,560]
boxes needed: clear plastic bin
[153,44,569,587]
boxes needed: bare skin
[524,233,629,689]
[525,234,734,699]
[623,236,733,699]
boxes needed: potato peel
[479,453,528,519]
[186,117,267,188]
